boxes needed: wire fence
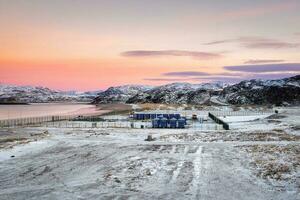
[44,121,223,130]
[133,110,275,118]
[210,110,274,117]
[44,121,152,129]
[0,116,224,130]
[0,110,272,129]
[0,114,79,128]
[188,123,224,130]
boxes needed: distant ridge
[94,75,300,106]
[0,84,101,103]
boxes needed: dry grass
[0,130,50,149]
[96,103,131,111]
[0,137,28,144]
[97,103,133,116]
[241,144,300,181]
[138,103,180,110]
[160,130,300,142]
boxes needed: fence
[0,114,79,128]
[209,110,274,117]
[0,116,224,130]
[101,115,129,120]
[208,112,229,130]
[43,121,223,130]
[45,121,152,129]
[131,110,274,119]
[188,123,224,130]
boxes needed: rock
[145,135,155,141]
[145,169,151,176]
[114,177,121,183]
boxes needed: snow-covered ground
[0,84,100,103]
[218,114,271,123]
[0,107,299,199]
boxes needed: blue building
[169,118,177,128]
[152,118,160,128]
[160,117,168,128]
[178,118,186,128]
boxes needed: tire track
[191,145,203,199]
[170,145,189,183]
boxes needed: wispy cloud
[224,63,300,73]
[194,73,299,82]
[246,73,299,80]
[145,73,298,84]
[244,59,285,64]
[239,37,299,49]
[202,40,233,45]
[143,78,190,82]
[121,50,222,60]
[162,71,242,77]
[191,76,243,83]
[145,71,244,83]
[162,71,210,77]
[204,36,300,49]
[144,76,242,83]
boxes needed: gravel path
[0,128,299,200]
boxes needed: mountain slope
[219,75,300,105]
[94,75,300,105]
[95,82,227,105]
[92,85,153,104]
[0,84,101,103]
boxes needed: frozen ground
[0,108,299,200]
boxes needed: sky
[0,0,300,91]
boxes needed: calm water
[0,103,108,120]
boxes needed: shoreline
[0,103,102,120]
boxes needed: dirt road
[0,128,299,200]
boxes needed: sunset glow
[1,0,300,91]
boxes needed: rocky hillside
[126,82,226,104]
[93,85,153,104]
[94,82,227,105]
[219,75,300,105]
[0,85,101,104]
[94,75,300,106]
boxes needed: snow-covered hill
[7,75,298,105]
[0,84,101,103]
[94,82,229,105]
[94,75,300,105]
[93,85,154,104]
[219,75,300,105]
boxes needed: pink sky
[0,0,299,91]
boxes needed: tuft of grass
[241,144,300,181]
[0,137,27,143]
